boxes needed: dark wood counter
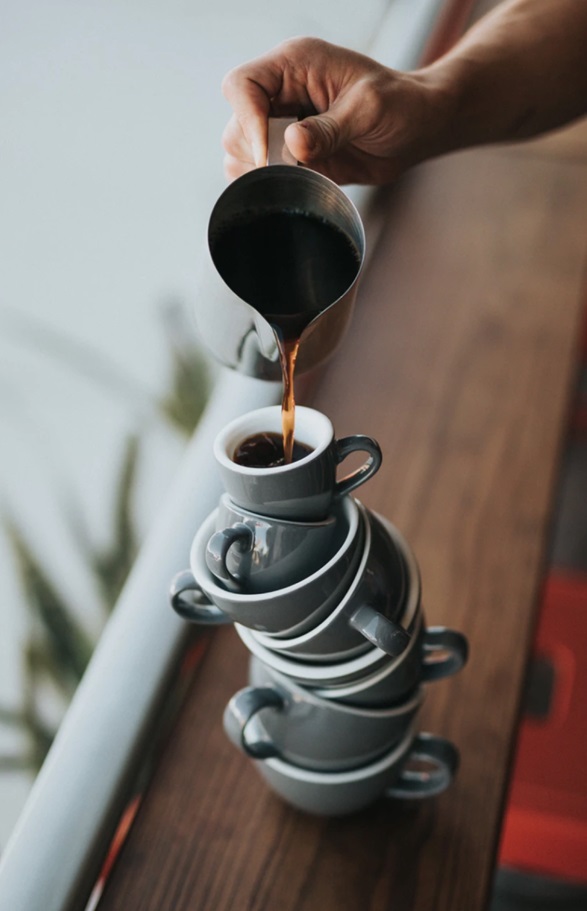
[97,124,587,911]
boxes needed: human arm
[221,0,587,185]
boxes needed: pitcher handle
[267,117,298,166]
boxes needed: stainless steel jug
[195,119,366,380]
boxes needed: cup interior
[215,492,337,533]
[213,406,333,475]
[191,495,360,605]
[252,507,409,657]
[251,506,373,654]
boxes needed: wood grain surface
[98,135,587,911]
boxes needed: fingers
[222,81,368,175]
[223,154,256,182]
[287,111,350,163]
[220,37,408,186]
[221,37,330,169]
[222,54,282,167]
[286,81,374,164]
[222,113,255,179]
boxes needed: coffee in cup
[214,405,382,521]
[232,432,313,469]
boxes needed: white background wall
[0,0,392,849]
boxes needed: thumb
[286,110,351,162]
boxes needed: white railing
[0,2,453,908]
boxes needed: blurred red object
[499,571,587,883]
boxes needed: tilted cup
[253,507,411,662]
[310,618,469,707]
[213,405,382,521]
[254,723,459,816]
[237,611,468,705]
[205,493,338,593]
[169,496,365,635]
[224,658,424,772]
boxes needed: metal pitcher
[195,119,366,380]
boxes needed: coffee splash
[211,208,361,462]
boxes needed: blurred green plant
[0,302,210,774]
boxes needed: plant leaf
[90,434,140,610]
[0,755,38,773]
[5,521,94,686]
[157,302,210,436]
[0,705,28,728]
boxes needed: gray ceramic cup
[224,658,424,771]
[252,508,411,662]
[169,496,364,635]
[213,405,382,521]
[310,618,468,706]
[205,493,338,593]
[236,612,468,705]
[254,724,459,816]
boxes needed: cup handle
[422,627,469,682]
[349,604,411,658]
[223,686,285,759]
[169,569,232,625]
[334,435,382,498]
[205,524,254,589]
[386,733,459,799]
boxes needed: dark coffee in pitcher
[210,208,361,464]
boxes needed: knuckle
[316,114,339,152]
[221,66,241,99]
[357,78,385,119]
[276,35,326,62]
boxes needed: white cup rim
[371,511,421,633]
[311,613,425,698]
[191,496,360,605]
[253,505,373,647]
[251,659,424,718]
[237,609,423,684]
[259,722,416,783]
[213,405,333,476]
[217,492,337,529]
[255,511,421,662]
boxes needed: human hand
[221,37,449,186]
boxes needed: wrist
[403,66,462,164]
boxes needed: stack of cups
[170,406,468,816]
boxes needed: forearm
[222,1,587,186]
[418,0,587,156]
